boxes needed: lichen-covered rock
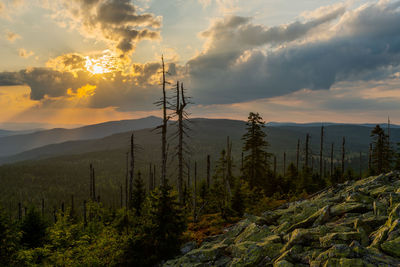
[164,172,400,267]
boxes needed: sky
[0,0,400,129]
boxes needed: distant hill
[0,117,399,212]
[0,116,162,157]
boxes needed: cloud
[0,51,181,111]
[50,0,161,57]
[67,84,97,99]
[5,31,21,42]
[0,2,4,16]
[18,48,34,58]
[187,1,400,105]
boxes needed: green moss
[381,236,400,257]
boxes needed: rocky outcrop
[165,171,400,266]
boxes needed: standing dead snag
[161,56,168,186]
[207,155,211,188]
[174,81,189,204]
[320,126,324,178]
[154,55,172,187]
[129,133,135,209]
[341,137,346,178]
[89,164,96,201]
[125,152,129,208]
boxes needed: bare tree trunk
[193,161,197,222]
[83,200,87,227]
[320,126,324,178]
[18,202,21,221]
[207,155,211,188]
[273,155,277,177]
[283,152,286,176]
[226,136,232,198]
[305,134,310,169]
[296,139,300,171]
[359,151,362,178]
[369,143,372,172]
[71,194,74,217]
[149,163,153,192]
[153,165,156,188]
[241,152,244,171]
[129,133,135,209]
[92,167,96,201]
[342,137,346,177]
[161,55,168,186]
[125,152,129,208]
[120,184,123,208]
[330,143,334,177]
[89,164,93,200]
[41,198,45,218]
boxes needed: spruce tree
[242,112,270,191]
[371,125,392,174]
[147,181,186,262]
[132,171,146,216]
[20,206,47,248]
[0,206,19,265]
[231,178,245,217]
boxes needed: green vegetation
[1,88,399,267]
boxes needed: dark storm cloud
[188,1,400,105]
[62,0,161,56]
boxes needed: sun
[85,55,113,75]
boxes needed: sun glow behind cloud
[85,55,114,75]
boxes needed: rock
[381,236,400,257]
[330,202,371,217]
[319,232,361,247]
[164,172,400,267]
[234,223,271,243]
[180,241,198,254]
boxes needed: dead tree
[207,155,211,188]
[129,133,135,209]
[283,152,286,176]
[305,134,310,169]
[226,136,233,198]
[369,143,372,172]
[320,126,324,178]
[89,164,96,201]
[155,55,170,187]
[359,151,362,178]
[273,155,277,177]
[149,163,154,192]
[330,143,334,177]
[174,81,190,204]
[120,184,123,208]
[71,194,74,217]
[125,152,129,208]
[83,200,87,227]
[193,161,197,222]
[296,139,300,171]
[41,198,45,218]
[341,137,346,177]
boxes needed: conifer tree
[132,171,146,216]
[371,125,392,174]
[20,207,47,248]
[0,206,19,265]
[147,181,186,261]
[242,112,270,191]
[231,178,245,217]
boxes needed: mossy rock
[381,236,400,257]
[234,223,271,243]
[319,232,361,247]
[330,202,371,217]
